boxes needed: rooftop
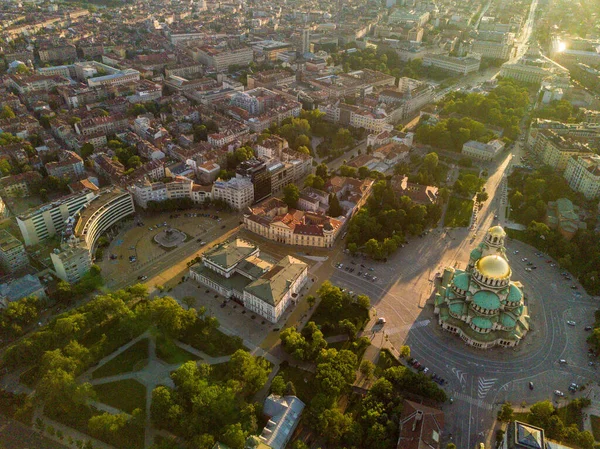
[203,238,258,271]
[245,255,307,306]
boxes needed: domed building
[434,226,530,349]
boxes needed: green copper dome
[473,290,501,310]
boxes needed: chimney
[412,410,424,432]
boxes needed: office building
[212,176,254,210]
[423,54,481,75]
[236,159,272,203]
[51,242,92,284]
[462,139,505,161]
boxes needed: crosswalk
[478,377,497,399]
[453,392,494,411]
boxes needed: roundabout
[153,227,187,248]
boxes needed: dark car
[529,382,534,390]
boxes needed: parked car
[529,382,534,390]
[377,317,386,325]
[567,320,576,326]
[554,390,564,397]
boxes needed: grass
[92,339,149,379]
[93,379,146,414]
[444,195,474,227]
[277,364,317,404]
[592,415,600,442]
[156,335,199,364]
[180,319,245,357]
[310,302,370,338]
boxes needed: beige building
[0,230,28,274]
[462,139,505,161]
[243,198,343,248]
[533,130,592,171]
[422,54,481,75]
[191,45,254,71]
[212,176,254,210]
[189,238,308,323]
[563,154,600,199]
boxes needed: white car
[567,321,576,326]
[554,390,564,397]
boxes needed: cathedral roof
[473,290,501,310]
[488,225,506,238]
[507,284,523,303]
[477,255,511,279]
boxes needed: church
[434,226,531,349]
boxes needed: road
[326,143,598,449]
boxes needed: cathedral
[434,226,531,349]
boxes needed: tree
[81,143,94,158]
[221,423,246,449]
[317,281,344,315]
[399,345,410,359]
[229,349,270,394]
[270,375,286,396]
[88,413,129,439]
[476,191,489,203]
[296,145,311,155]
[316,163,328,179]
[307,295,316,308]
[285,381,296,396]
[498,402,514,422]
[357,294,370,310]
[148,297,197,338]
[447,444,457,449]
[327,193,343,217]
[339,319,357,340]
[359,360,375,379]
[304,174,325,190]
[283,184,300,208]
[0,106,16,120]
[181,296,196,310]
[423,152,439,174]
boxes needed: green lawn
[94,379,146,414]
[180,320,245,357]
[590,415,600,441]
[277,364,317,404]
[92,339,149,379]
[444,196,474,227]
[156,335,199,364]
[310,302,370,338]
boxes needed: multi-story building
[236,159,272,203]
[75,115,129,136]
[247,70,296,90]
[462,139,505,161]
[251,40,292,61]
[500,53,569,85]
[563,154,600,199]
[533,129,592,171]
[129,177,195,208]
[45,150,85,180]
[212,176,254,210]
[0,274,46,308]
[422,54,481,76]
[191,45,254,71]
[0,230,28,274]
[471,32,515,60]
[16,190,97,246]
[243,198,343,248]
[188,238,308,323]
[0,171,42,198]
[50,241,92,284]
[72,187,135,252]
[38,44,77,63]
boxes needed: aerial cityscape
[0,0,599,448]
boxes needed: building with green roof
[189,238,308,323]
[546,198,586,241]
[434,226,531,349]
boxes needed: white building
[422,54,481,75]
[129,177,194,208]
[50,242,92,284]
[462,139,505,161]
[563,154,600,199]
[212,176,254,210]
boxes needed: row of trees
[347,180,442,260]
[415,116,499,152]
[146,197,194,212]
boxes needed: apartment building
[50,242,92,284]
[0,230,28,274]
[0,171,42,198]
[45,150,85,180]
[247,70,296,90]
[17,190,97,246]
[212,176,254,210]
[533,130,592,171]
[462,140,505,161]
[129,177,194,208]
[563,154,600,199]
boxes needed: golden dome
[488,226,506,238]
[476,255,511,278]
